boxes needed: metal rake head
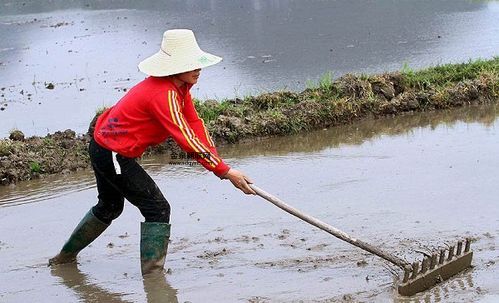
[398,238,473,296]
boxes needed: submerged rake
[398,239,473,296]
[250,184,473,296]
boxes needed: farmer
[49,29,255,275]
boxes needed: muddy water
[0,104,498,302]
[1,0,498,137]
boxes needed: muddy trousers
[88,139,171,274]
[88,139,171,224]
[49,139,171,273]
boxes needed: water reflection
[0,170,95,208]
[219,104,499,158]
[1,104,498,207]
[50,264,179,303]
[50,263,132,303]
[393,270,474,303]
[142,273,179,303]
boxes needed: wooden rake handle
[250,184,409,268]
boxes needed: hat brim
[138,50,222,77]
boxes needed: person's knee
[159,201,171,222]
[109,203,125,220]
[145,200,171,223]
[92,199,124,224]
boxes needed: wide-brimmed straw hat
[138,29,222,77]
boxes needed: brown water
[1,104,498,302]
[1,0,498,137]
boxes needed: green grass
[187,58,499,129]
[100,58,499,142]
[0,141,13,157]
[30,161,42,173]
[2,57,498,184]
[194,98,239,123]
[306,71,334,91]
[401,57,499,89]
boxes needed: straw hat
[138,29,222,77]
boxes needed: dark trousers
[88,139,170,224]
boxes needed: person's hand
[222,168,255,195]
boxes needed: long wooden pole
[250,184,409,268]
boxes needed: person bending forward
[49,29,255,275]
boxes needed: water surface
[0,0,498,136]
[1,104,498,302]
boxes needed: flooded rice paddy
[1,105,498,302]
[0,0,498,137]
[1,0,498,302]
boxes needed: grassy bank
[1,57,498,185]
[197,57,498,144]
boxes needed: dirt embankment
[202,58,498,144]
[1,58,498,185]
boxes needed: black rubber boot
[48,209,109,265]
[140,222,171,275]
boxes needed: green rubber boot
[49,209,109,266]
[140,222,171,275]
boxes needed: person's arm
[149,90,228,176]
[182,94,255,194]
[182,93,220,156]
[223,168,255,195]
[149,90,254,194]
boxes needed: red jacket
[94,77,230,177]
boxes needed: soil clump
[1,58,497,185]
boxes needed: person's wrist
[218,167,231,179]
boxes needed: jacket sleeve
[150,90,230,177]
[182,92,220,157]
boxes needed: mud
[203,60,498,144]
[1,1,498,301]
[1,58,498,185]
[1,104,498,302]
[0,129,90,185]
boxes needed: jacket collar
[167,77,193,99]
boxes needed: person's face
[174,69,201,85]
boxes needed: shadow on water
[50,264,179,303]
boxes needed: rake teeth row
[398,238,473,296]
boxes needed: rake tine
[457,241,463,256]
[398,239,473,296]
[249,184,474,297]
[410,262,420,279]
[402,265,411,283]
[439,249,446,265]
[420,257,430,274]
[447,245,455,261]
[465,238,471,252]
[429,253,438,270]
